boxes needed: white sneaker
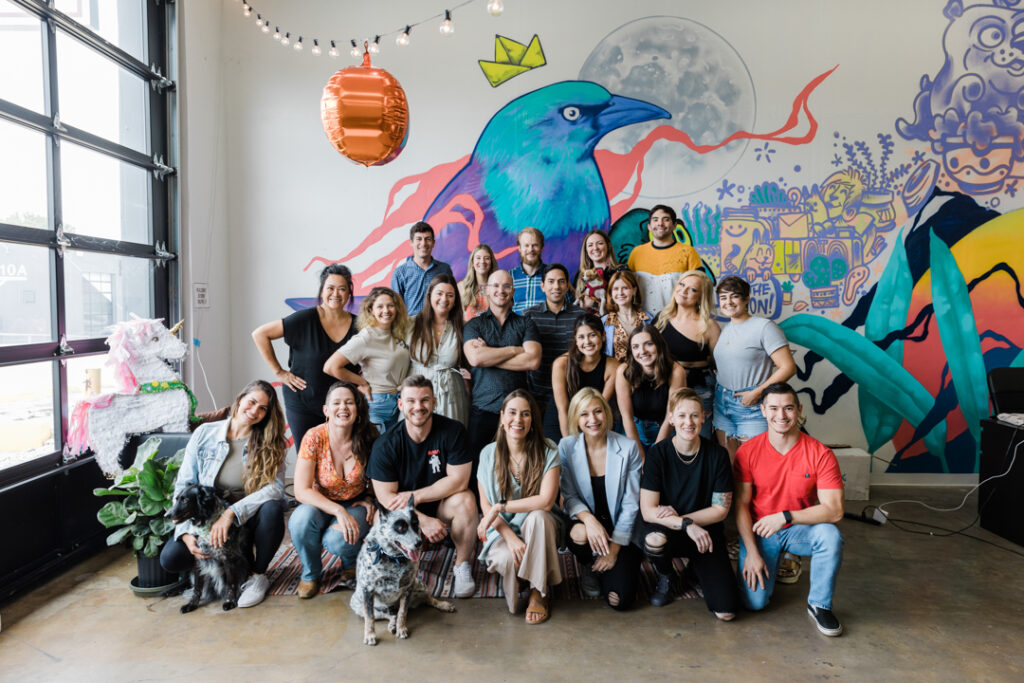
[453,562,476,598]
[238,573,270,608]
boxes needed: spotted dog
[349,497,455,645]
[167,483,252,613]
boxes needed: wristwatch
[782,510,793,524]
[499,498,507,514]
[680,517,693,530]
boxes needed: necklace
[672,437,700,465]
[509,455,525,481]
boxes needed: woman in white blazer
[558,386,643,610]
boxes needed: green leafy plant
[94,437,184,558]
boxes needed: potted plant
[94,436,185,596]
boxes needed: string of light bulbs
[235,0,506,58]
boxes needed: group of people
[162,210,846,636]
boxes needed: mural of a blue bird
[425,81,670,276]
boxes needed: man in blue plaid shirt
[511,227,572,313]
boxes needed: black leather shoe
[649,571,673,607]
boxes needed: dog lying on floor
[166,483,252,613]
[349,498,455,645]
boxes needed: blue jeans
[368,392,399,433]
[633,417,662,449]
[737,523,844,611]
[713,383,767,440]
[287,502,370,581]
[693,374,716,440]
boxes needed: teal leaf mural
[780,314,948,470]
[860,228,912,452]
[928,230,988,470]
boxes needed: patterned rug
[267,543,701,601]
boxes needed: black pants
[640,521,740,614]
[568,536,642,610]
[160,499,286,575]
[467,407,501,490]
[283,402,324,454]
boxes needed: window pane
[0,118,49,230]
[0,242,52,346]
[65,353,118,407]
[55,0,147,63]
[64,251,152,340]
[0,360,56,471]
[56,30,149,153]
[0,0,45,112]
[61,142,150,242]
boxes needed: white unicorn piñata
[67,315,195,476]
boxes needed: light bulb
[273,27,281,41]
[311,39,321,56]
[440,10,454,35]
[487,0,504,16]
[369,36,380,54]
[328,40,339,57]
[396,26,411,46]
[350,39,360,58]
[242,3,251,17]
[294,36,303,51]
[255,13,262,26]
[261,20,270,33]
[281,32,290,46]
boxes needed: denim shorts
[712,383,767,440]
[368,392,399,433]
[633,417,662,450]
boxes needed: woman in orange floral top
[287,381,378,598]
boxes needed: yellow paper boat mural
[479,34,546,87]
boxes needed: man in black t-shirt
[638,387,740,618]
[368,375,479,598]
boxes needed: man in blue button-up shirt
[390,222,453,315]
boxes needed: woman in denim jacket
[160,379,288,608]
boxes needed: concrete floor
[2,486,1023,682]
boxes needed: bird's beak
[596,95,670,135]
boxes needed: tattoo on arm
[712,492,732,509]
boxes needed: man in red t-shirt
[734,382,846,636]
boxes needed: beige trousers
[486,509,563,613]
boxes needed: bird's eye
[562,106,581,122]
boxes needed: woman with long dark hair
[615,325,687,457]
[252,264,358,449]
[408,274,470,426]
[574,229,624,315]
[324,286,412,433]
[477,390,562,624]
[162,379,288,608]
[287,382,379,598]
[550,313,619,438]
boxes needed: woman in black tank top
[614,324,687,457]
[551,314,620,438]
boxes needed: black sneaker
[807,604,843,636]
[649,571,673,607]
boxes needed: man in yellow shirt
[627,205,702,313]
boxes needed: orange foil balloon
[321,51,409,166]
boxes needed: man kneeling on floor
[368,375,479,597]
[734,382,846,636]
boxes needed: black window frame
[0,0,178,488]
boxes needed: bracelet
[782,510,793,524]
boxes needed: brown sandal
[525,590,549,625]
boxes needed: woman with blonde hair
[459,244,497,320]
[557,387,643,609]
[655,269,720,436]
[477,390,562,624]
[601,269,653,362]
[324,286,411,433]
[161,379,288,608]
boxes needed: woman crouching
[477,390,562,624]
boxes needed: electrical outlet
[871,508,888,525]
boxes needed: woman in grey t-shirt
[711,276,796,462]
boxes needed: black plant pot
[131,550,181,597]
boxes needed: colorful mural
[297,2,1024,474]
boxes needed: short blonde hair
[668,387,703,414]
[567,387,612,437]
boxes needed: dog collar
[366,540,406,565]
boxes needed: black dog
[166,484,252,613]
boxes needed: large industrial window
[0,0,177,483]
